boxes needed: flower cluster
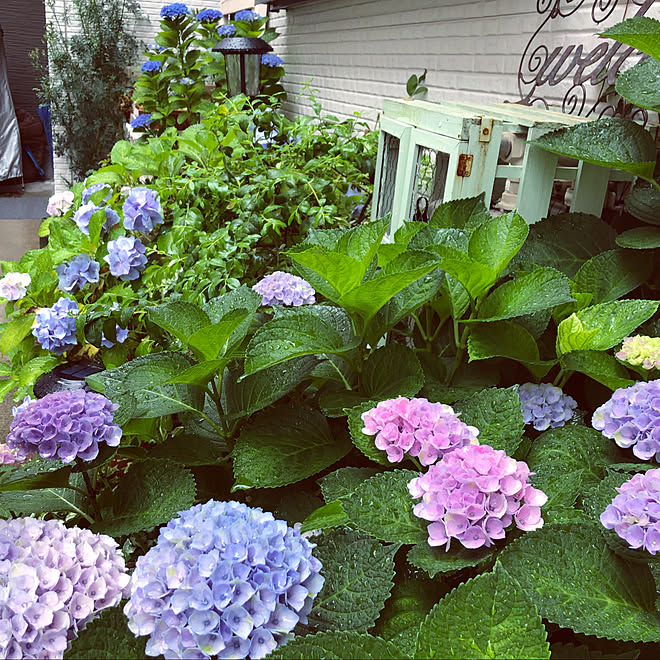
[234,9,261,22]
[0,272,31,300]
[56,254,100,293]
[105,236,148,281]
[252,271,315,307]
[73,203,120,235]
[617,336,660,371]
[361,397,479,465]
[161,3,190,20]
[122,187,163,233]
[82,183,112,205]
[47,191,74,216]
[261,53,283,68]
[592,380,660,461]
[141,60,162,73]
[0,442,26,465]
[31,297,79,354]
[0,517,129,659]
[124,500,324,660]
[197,8,223,23]
[217,24,236,38]
[601,469,660,555]
[131,114,153,130]
[7,390,122,463]
[518,382,577,431]
[409,444,547,550]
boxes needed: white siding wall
[267,0,659,124]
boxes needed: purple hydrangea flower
[361,396,479,466]
[7,390,122,463]
[82,183,112,205]
[261,53,283,68]
[101,324,129,348]
[104,236,148,281]
[252,271,315,307]
[12,396,34,418]
[217,24,236,37]
[409,444,547,550]
[141,60,162,73]
[234,9,261,22]
[56,254,100,293]
[0,272,31,300]
[0,442,27,465]
[161,3,190,20]
[131,114,153,130]
[518,382,577,431]
[601,469,660,555]
[122,187,163,233]
[0,517,129,659]
[124,500,324,660]
[197,8,223,22]
[73,203,120,235]
[617,336,660,371]
[47,191,75,216]
[592,380,660,461]
[31,297,79,354]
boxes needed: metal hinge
[479,116,493,142]
[457,154,473,177]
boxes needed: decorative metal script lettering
[518,0,654,123]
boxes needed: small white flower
[0,272,31,300]
[46,190,74,216]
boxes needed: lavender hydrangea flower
[7,390,122,463]
[234,9,261,22]
[252,271,315,307]
[105,236,148,281]
[261,53,283,68]
[601,469,660,555]
[82,183,112,205]
[518,382,577,431]
[0,517,129,659]
[217,24,236,38]
[56,254,100,293]
[409,444,547,550]
[141,60,162,73]
[161,3,190,20]
[592,380,660,461]
[0,272,31,300]
[73,203,120,235]
[124,500,324,660]
[361,396,479,466]
[12,396,33,418]
[31,297,79,354]
[47,190,74,216]
[101,324,129,348]
[147,42,165,53]
[122,187,163,233]
[197,8,223,22]
[617,336,660,371]
[0,443,27,465]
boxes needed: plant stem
[80,468,102,522]
[447,303,478,385]
[322,354,353,390]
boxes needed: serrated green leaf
[427,244,497,301]
[556,300,659,356]
[616,57,660,112]
[415,565,549,659]
[165,359,229,386]
[17,355,60,387]
[346,400,390,465]
[342,470,428,544]
[300,500,348,533]
[188,311,250,361]
[336,217,389,271]
[615,226,660,250]
[560,350,635,390]
[454,386,525,455]
[268,631,403,659]
[232,405,350,489]
[498,522,660,642]
[93,458,196,537]
[0,458,72,492]
[429,194,490,230]
[202,285,261,352]
[147,433,227,465]
[600,16,660,59]
[319,466,381,502]
[362,344,424,399]
[0,314,36,353]
[407,542,493,578]
[306,529,398,633]
[148,300,210,343]
[624,185,660,225]
[289,246,364,299]
[530,118,656,182]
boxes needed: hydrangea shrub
[518,382,577,431]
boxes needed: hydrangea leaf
[498,522,660,642]
[529,118,656,183]
[0,313,36,353]
[300,500,349,534]
[164,358,229,386]
[232,405,350,489]
[624,185,660,225]
[377,221,425,267]
[146,432,228,465]
[574,249,653,304]
[616,227,660,250]
[361,344,424,399]
[64,607,147,659]
[268,631,403,659]
[17,355,60,387]
[147,300,211,343]
[319,466,381,502]
[525,425,617,508]
[615,57,660,112]
[318,388,370,418]
[600,16,660,59]
[346,399,390,465]
[187,311,251,361]
[304,529,398,634]
[414,565,550,659]
[407,543,494,578]
[560,350,635,391]
[556,300,659,356]
[429,193,490,230]
[0,457,72,492]
[94,458,196,537]
[453,386,525,455]
[341,470,428,544]
[0,487,87,517]
[289,246,364,299]
[335,217,390,271]
[475,267,574,322]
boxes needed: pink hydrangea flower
[46,190,74,216]
[361,396,479,466]
[617,336,660,371]
[408,444,547,550]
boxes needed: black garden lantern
[212,37,272,97]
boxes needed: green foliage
[407,542,493,579]
[600,16,660,60]
[615,58,660,112]
[269,631,404,659]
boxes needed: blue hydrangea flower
[217,24,236,38]
[101,324,129,348]
[56,254,100,293]
[252,271,315,307]
[31,297,79,354]
[141,60,162,73]
[234,9,261,22]
[7,390,122,463]
[518,382,577,431]
[261,53,283,68]
[0,518,129,659]
[122,187,164,233]
[131,113,153,130]
[593,379,660,461]
[82,183,112,205]
[124,500,324,660]
[197,8,223,23]
[105,236,148,281]
[147,42,165,53]
[161,3,190,20]
[178,76,194,85]
[73,203,120,235]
